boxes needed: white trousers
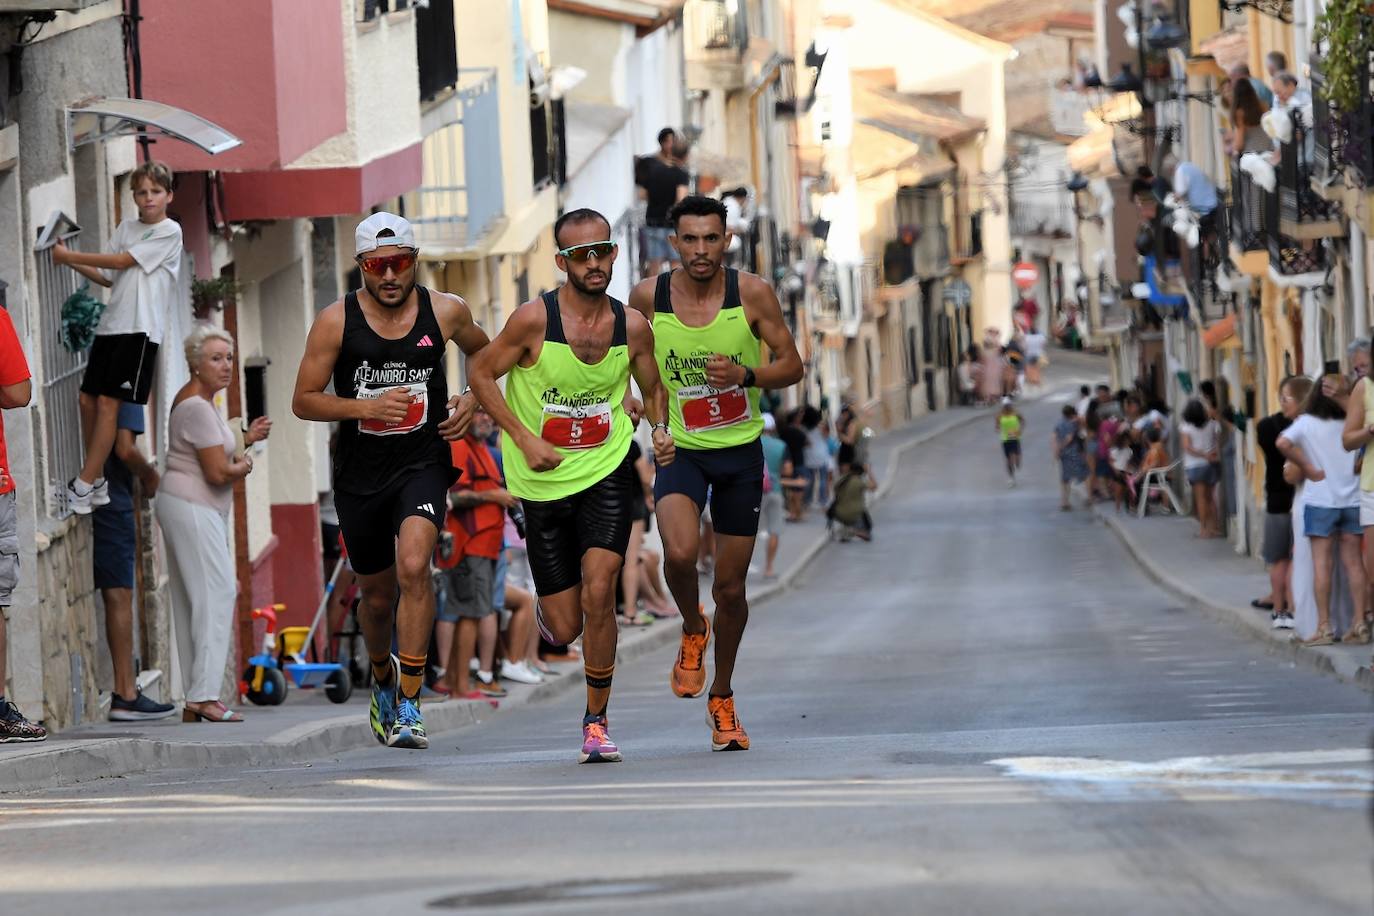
[156,493,236,703]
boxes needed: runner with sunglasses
[292,212,489,750]
[627,195,803,752]
[467,208,674,764]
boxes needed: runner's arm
[627,310,674,466]
[740,274,803,389]
[433,292,490,439]
[466,301,542,452]
[626,277,658,324]
[292,303,394,423]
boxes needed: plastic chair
[1137,460,1186,517]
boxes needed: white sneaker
[500,660,544,685]
[91,477,110,508]
[1271,613,1284,630]
[1275,613,1295,630]
[66,478,93,515]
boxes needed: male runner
[627,195,803,752]
[292,213,487,750]
[467,208,674,764]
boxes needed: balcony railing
[416,0,458,103]
[1049,89,1095,138]
[1312,52,1374,189]
[1277,111,1343,238]
[404,68,504,253]
[1227,160,1266,253]
[951,211,983,263]
[1010,200,1074,239]
[692,0,748,53]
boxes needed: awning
[1202,312,1239,349]
[68,98,242,156]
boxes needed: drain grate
[428,871,789,909]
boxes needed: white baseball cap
[355,212,417,255]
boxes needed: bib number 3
[541,402,612,449]
[679,385,751,433]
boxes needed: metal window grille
[33,220,86,518]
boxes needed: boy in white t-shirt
[53,160,183,514]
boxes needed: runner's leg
[580,547,624,715]
[709,533,754,697]
[354,566,400,685]
[393,515,440,699]
[658,494,705,634]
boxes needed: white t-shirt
[1281,414,1359,509]
[1110,445,1133,472]
[1180,419,1220,469]
[1133,409,1168,442]
[1076,395,1093,418]
[98,217,183,344]
[1024,332,1046,361]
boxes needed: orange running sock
[398,652,427,699]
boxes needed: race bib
[540,401,612,450]
[678,384,751,433]
[358,382,428,436]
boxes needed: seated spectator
[158,325,269,723]
[828,462,877,541]
[1131,426,1171,505]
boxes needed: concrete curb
[0,405,1009,795]
[1097,509,1374,693]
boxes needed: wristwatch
[741,366,756,388]
[651,422,671,435]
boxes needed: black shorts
[1002,440,1021,458]
[654,439,764,537]
[334,464,449,576]
[81,333,158,404]
[522,451,636,596]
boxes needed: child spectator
[53,160,182,514]
[1109,429,1135,512]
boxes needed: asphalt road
[2,383,1371,915]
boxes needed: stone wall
[34,518,98,729]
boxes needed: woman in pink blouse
[156,325,270,722]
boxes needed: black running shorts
[521,450,636,596]
[81,333,158,404]
[654,439,764,537]
[335,464,449,576]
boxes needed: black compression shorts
[335,464,449,576]
[521,450,636,596]
[653,439,764,537]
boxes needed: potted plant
[191,276,239,320]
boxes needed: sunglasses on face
[357,251,417,275]
[557,241,616,263]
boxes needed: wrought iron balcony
[951,211,983,264]
[684,0,750,90]
[1009,201,1074,239]
[1226,160,1266,254]
[1312,52,1374,188]
[1276,111,1343,239]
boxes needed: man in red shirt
[0,305,42,741]
[439,408,517,699]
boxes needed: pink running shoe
[578,714,622,764]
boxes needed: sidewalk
[1096,505,1374,691]
[0,396,1009,794]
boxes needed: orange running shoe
[706,694,749,751]
[670,616,711,698]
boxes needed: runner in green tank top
[468,208,674,764]
[997,397,1025,487]
[628,195,803,753]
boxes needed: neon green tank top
[501,291,632,502]
[999,413,1021,441]
[652,268,762,450]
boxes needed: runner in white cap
[292,212,489,749]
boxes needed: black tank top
[332,287,452,495]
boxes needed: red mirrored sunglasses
[358,251,417,275]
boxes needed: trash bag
[60,282,105,353]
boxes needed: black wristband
[741,366,756,388]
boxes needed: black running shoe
[0,700,46,742]
[109,690,176,721]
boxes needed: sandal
[1341,620,1372,644]
[1300,627,1336,647]
[182,701,243,723]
